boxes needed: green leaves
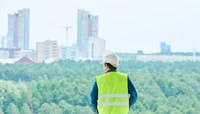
[0,60,199,113]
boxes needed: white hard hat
[102,53,119,67]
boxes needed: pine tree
[21,103,32,114]
[6,103,20,114]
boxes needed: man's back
[96,72,129,114]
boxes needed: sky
[0,0,200,53]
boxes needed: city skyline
[1,0,200,53]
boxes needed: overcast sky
[0,0,200,53]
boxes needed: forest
[0,56,200,114]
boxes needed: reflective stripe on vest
[98,102,129,106]
[99,94,130,99]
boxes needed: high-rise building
[7,8,29,50]
[7,14,15,48]
[160,42,171,53]
[36,40,58,62]
[77,9,98,57]
[88,37,106,59]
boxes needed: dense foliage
[0,59,200,114]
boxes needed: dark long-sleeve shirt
[90,70,138,113]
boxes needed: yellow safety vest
[96,72,129,114]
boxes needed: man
[90,53,138,114]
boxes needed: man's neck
[106,69,116,73]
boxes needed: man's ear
[104,63,108,68]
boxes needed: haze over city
[0,0,200,53]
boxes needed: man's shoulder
[96,72,128,79]
[116,72,128,77]
[96,74,106,79]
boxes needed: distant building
[88,37,106,59]
[77,9,99,57]
[36,40,58,62]
[15,56,35,64]
[160,42,171,53]
[136,55,200,62]
[7,8,29,50]
[58,45,78,60]
[18,49,35,61]
[137,50,144,55]
[0,36,7,48]
[59,46,67,60]
[0,50,9,59]
[0,48,20,59]
[0,36,3,48]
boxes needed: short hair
[105,63,117,71]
